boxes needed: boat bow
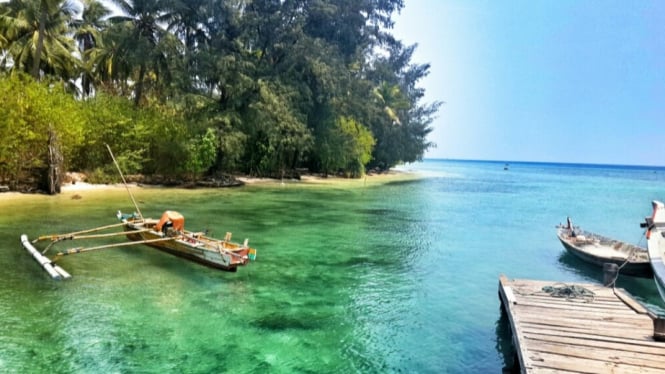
[644,201,665,300]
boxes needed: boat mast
[106,144,143,220]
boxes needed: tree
[105,0,179,105]
[71,0,111,97]
[0,73,84,190]
[364,42,442,170]
[0,0,79,82]
[183,127,218,180]
[0,0,441,185]
[318,116,374,177]
[245,81,313,177]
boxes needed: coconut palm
[70,0,111,96]
[373,81,409,126]
[0,0,79,80]
[105,0,180,105]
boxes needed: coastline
[0,169,423,199]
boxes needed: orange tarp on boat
[155,211,185,232]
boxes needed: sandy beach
[0,168,422,199]
[61,168,420,190]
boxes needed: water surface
[2,160,665,372]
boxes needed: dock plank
[499,275,665,373]
[524,336,665,366]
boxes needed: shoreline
[0,169,423,198]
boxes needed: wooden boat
[21,210,257,279]
[122,210,256,272]
[642,201,665,300]
[20,145,256,280]
[556,218,652,278]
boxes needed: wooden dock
[499,275,665,373]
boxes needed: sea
[2,159,665,373]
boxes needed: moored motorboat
[642,201,665,300]
[556,218,651,277]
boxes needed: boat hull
[646,201,665,301]
[556,228,652,278]
[124,221,251,272]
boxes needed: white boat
[642,201,665,300]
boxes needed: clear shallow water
[2,159,665,373]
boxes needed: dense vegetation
[0,0,441,192]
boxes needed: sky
[392,1,665,166]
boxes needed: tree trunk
[134,64,146,106]
[47,127,63,194]
[31,7,47,80]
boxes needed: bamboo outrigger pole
[53,237,176,259]
[38,228,154,255]
[34,221,129,243]
[106,144,143,220]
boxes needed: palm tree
[106,0,179,105]
[87,24,132,96]
[70,0,110,96]
[373,82,409,126]
[0,0,79,81]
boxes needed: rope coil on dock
[542,283,595,303]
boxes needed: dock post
[654,318,665,341]
[603,262,618,286]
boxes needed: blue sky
[393,1,665,166]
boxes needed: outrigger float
[20,146,256,280]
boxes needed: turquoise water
[2,159,665,373]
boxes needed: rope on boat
[542,283,595,303]
[609,231,646,294]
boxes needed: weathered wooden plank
[521,323,652,341]
[517,313,653,329]
[499,274,533,373]
[513,299,644,314]
[518,315,653,335]
[522,333,665,357]
[513,304,649,322]
[531,369,577,374]
[521,327,664,349]
[516,293,633,307]
[523,326,653,341]
[613,288,650,314]
[518,294,627,307]
[516,306,652,322]
[530,351,665,374]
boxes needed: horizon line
[421,158,665,169]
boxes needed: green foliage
[318,116,375,177]
[0,0,441,186]
[245,81,313,177]
[0,73,84,186]
[182,127,218,180]
[74,93,152,173]
[0,0,80,82]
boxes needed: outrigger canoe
[556,218,651,278]
[21,210,257,280]
[20,145,256,280]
